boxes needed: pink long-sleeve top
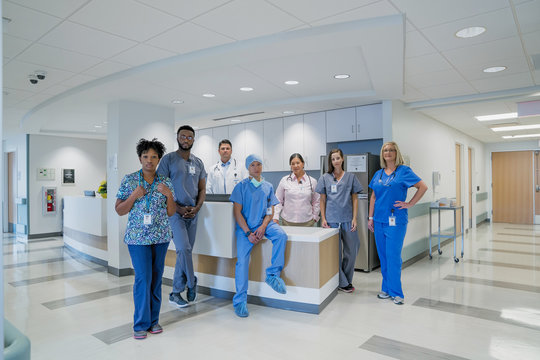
[274,173,320,223]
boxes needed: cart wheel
[438,249,442,255]
[454,257,459,263]
[429,254,432,260]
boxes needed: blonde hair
[380,141,404,168]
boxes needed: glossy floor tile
[4,223,540,360]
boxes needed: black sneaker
[338,284,355,293]
[187,277,197,302]
[148,323,163,334]
[133,330,147,340]
[169,292,188,308]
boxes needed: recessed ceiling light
[455,26,486,38]
[475,112,517,121]
[283,111,295,115]
[103,121,108,125]
[491,124,540,132]
[284,80,299,85]
[94,125,102,128]
[240,87,254,92]
[502,133,540,139]
[203,93,215,98]
[483,66,506,73]
[171,99,184,104]
[230,119,242,123]
[334,74,350,79]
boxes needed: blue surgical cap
[245,154,263,169]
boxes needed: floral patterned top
[116,170,175,245]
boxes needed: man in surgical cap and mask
[229,154,288,317]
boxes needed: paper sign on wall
[37,168,55,180]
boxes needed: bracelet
[368,217,373,220]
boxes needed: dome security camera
[28,74,38,84]
[35,70,47,80]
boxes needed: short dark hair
[177,125,195,136]
[218,139,232,149]
[289,153,305,165]
[327,148,344,174]
[136,138,166,158]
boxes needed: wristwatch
[245,230,252,236]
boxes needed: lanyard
[139,170,158,212]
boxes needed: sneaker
[234,302,249,318]
[169,292,188,308]
[377,291,391,299]
[148,323,163,334]
[338,284,355,293]
[187,277,197,302]
[265,275,287,294]
[393,296,404,305]
[133,330,147,340]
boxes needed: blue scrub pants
[170,213,198,293]
[233,222,287,306]
[128,242,169,332]
[328,222,360,288]
[374,221,407,298]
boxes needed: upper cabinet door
[263,118,284,171]
[244,121,263,161]
[326,107,356,143]
[303,112,326,170]
[211,126,229,165]
[283,115,304,169]
[229,123,246,166]
[356,104,383,140]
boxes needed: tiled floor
[4,223,540,359]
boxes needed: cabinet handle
[357,124,360,133]
[351,125,354,133]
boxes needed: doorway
[468,147,473,229]
[455,144,462,234]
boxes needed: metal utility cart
[428,205,464,263]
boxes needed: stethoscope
[378,168,397,186]
[213,159,239,179]
[287,172,313,192]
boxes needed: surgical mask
[250,177,262,188]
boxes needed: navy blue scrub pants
[169,213,198,293]
[374,221,407,298]
[128,242,169,332]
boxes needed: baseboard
[108,266,134,277]
[28,232,62,239]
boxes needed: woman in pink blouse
[273,153,320,226]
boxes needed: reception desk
[165,200,339,314]
[63,196,108,265]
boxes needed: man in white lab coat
[206,139,247,194]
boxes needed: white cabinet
[263,118,284,171]
[211,126,229,165]
[303,112,326,170]
[326,107,356,142]
[244,121,263,160]
[356,104,382,140]
[194,128,213,172]
[229,124,246,166]
[283,115,304,169]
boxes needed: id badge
[189,166,196,175]
[266,207,272,215]
[389,216,396,226]
[331,184,337,193]
[144,214,152,225]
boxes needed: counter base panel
[64,242,107,267]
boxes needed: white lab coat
[206,159,248,194]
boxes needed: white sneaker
[393,296,404,305]
[377,292,391,299]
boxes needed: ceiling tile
[457,56,531,81]
[405,53,452,76]
[60,73,99,88]
[515,0,540,34]
[309,0,400,26]
[391,0,509,29]
[111,44,177,67]
[82,61,132,78]
[69,0,184,41]
[39,21,138,59]
[17,43,103,73]
[522,30,540,54]
[3,59,76,91]
[420,7,518,52]
[134,0,228,20]
[405,31,437,58]
[471,72,534,92]
[146,22,233,54]
[192,0,304,40]
[268,0,377,23]
[407,68,466,88]
[417,81,477,98]
[3,34,32,59]
[8,0,89,18]
[401,84,428,102]
[3,1,62,41]
[2,87,36,106]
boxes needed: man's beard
[178,141,193,151]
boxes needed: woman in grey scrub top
[315,149,363,293]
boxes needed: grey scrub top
[315,172,363,223]
[157,151,207,207]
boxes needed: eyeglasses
[179,135,194,140]
[383,149,396,153]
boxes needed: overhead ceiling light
[530,92,540,97]
[94,125,102,128]
[171,99,184,104]
[483,66,506,73]
[492,124,540,132]
[334,74,350,79]
[455,26,486,38]
[230,119,242,123]
[475,112,517,121]
[502,133,540,139]
[240,87,254,92]
[284,80,299,85]
[202,93,215,98]
[283,111,295,115]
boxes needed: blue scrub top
[157,151,207,207]
[229,178,279,230]
[315,172,363,223]
[369,165,421,224]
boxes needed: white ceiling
[3,0,540,143]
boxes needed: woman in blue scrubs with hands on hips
[368,142,427,305]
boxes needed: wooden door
[455,144,462,234]
[492,151,533,224]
